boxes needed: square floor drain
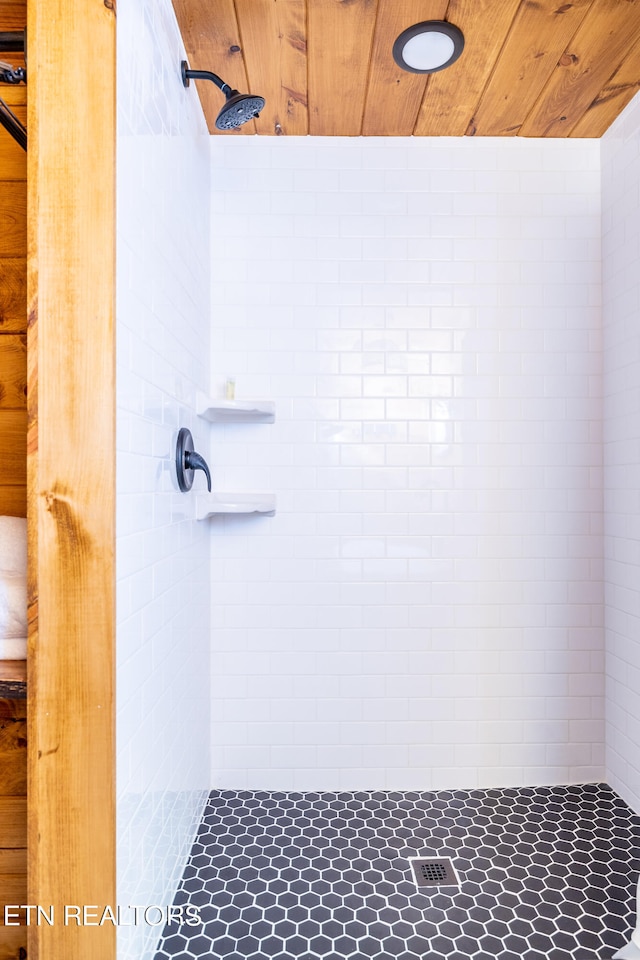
[409,856,460,889]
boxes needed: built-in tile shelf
[197,393,275,424]
[196,493,276,520]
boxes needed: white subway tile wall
[116,2,211,958]
[209,136,604,792]
[602,91,640,813]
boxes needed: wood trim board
[27,1,116,958]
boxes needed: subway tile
[206,133,606,799]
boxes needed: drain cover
[409,856,460,888]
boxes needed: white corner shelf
[197,392,275,424]
[196,493,276,520]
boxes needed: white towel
[0,571,27,637]
[0,636,26,659]
[0,570,27,659]
[0,516,27,574]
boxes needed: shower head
[181,60,265,131]
[215,89,266,131]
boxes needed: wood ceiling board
[235,0,308,136]
[307,0,379,136]
[469,0,595,137]
[361,0,448,137]
[570,33,640,135]
[414,0,521,136]
[172,0,255,135]
[521,0,640,137]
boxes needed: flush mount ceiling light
[392,20,464,74]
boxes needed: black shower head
[215,89,266,131]
[181,60,265,131]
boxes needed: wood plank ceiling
[172,0,640,137]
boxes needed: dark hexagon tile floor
[154,782,640,959]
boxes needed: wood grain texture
[0,410,26,482]
[27,1,116,958]
[172,0,255,135]
[0,132,26,182]
[0,184,26,257]
[0,11,26,958]
[0,708,26,795]
[0,846,26,873]
[0,486,25,518]
[469,0,595,136]
[0,874,27,906]
[236,0,308,136]
[0,84,27,132]
[0,334,26,408]
[414,0,521,136]
[362,0,448,137]
[0,799,26,848]
[0,926,27,960]
[0,2,26,30]
[521,0,640,136]
[308,0,379,135]
[0,692,24,715]
[0,260,26,333]
[176,0,640,137]
[570,33,640,136]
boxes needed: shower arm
[181,62,232,96]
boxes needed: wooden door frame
[27,1,116,958]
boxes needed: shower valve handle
[185,449,212,492]
[176,427,212,493]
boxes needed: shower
[181,60,265,130]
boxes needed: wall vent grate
[409,857,460,889]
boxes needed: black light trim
[392,20,464,75]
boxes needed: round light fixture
[392,20,464,74]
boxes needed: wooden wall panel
[0,335,26,407]
[0,699,27,795]
[0,801,26,848]
[0,699,26,960]
[0,929,26,960]
[0,2,27,530]
[0,138,27,182]
[0,260,26,334]
[0,184,26,257]
[307,0,379,136]
[27,0,116,959]
[0,1,27,947]
[0,411,26,483]
[235,0,308,136]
